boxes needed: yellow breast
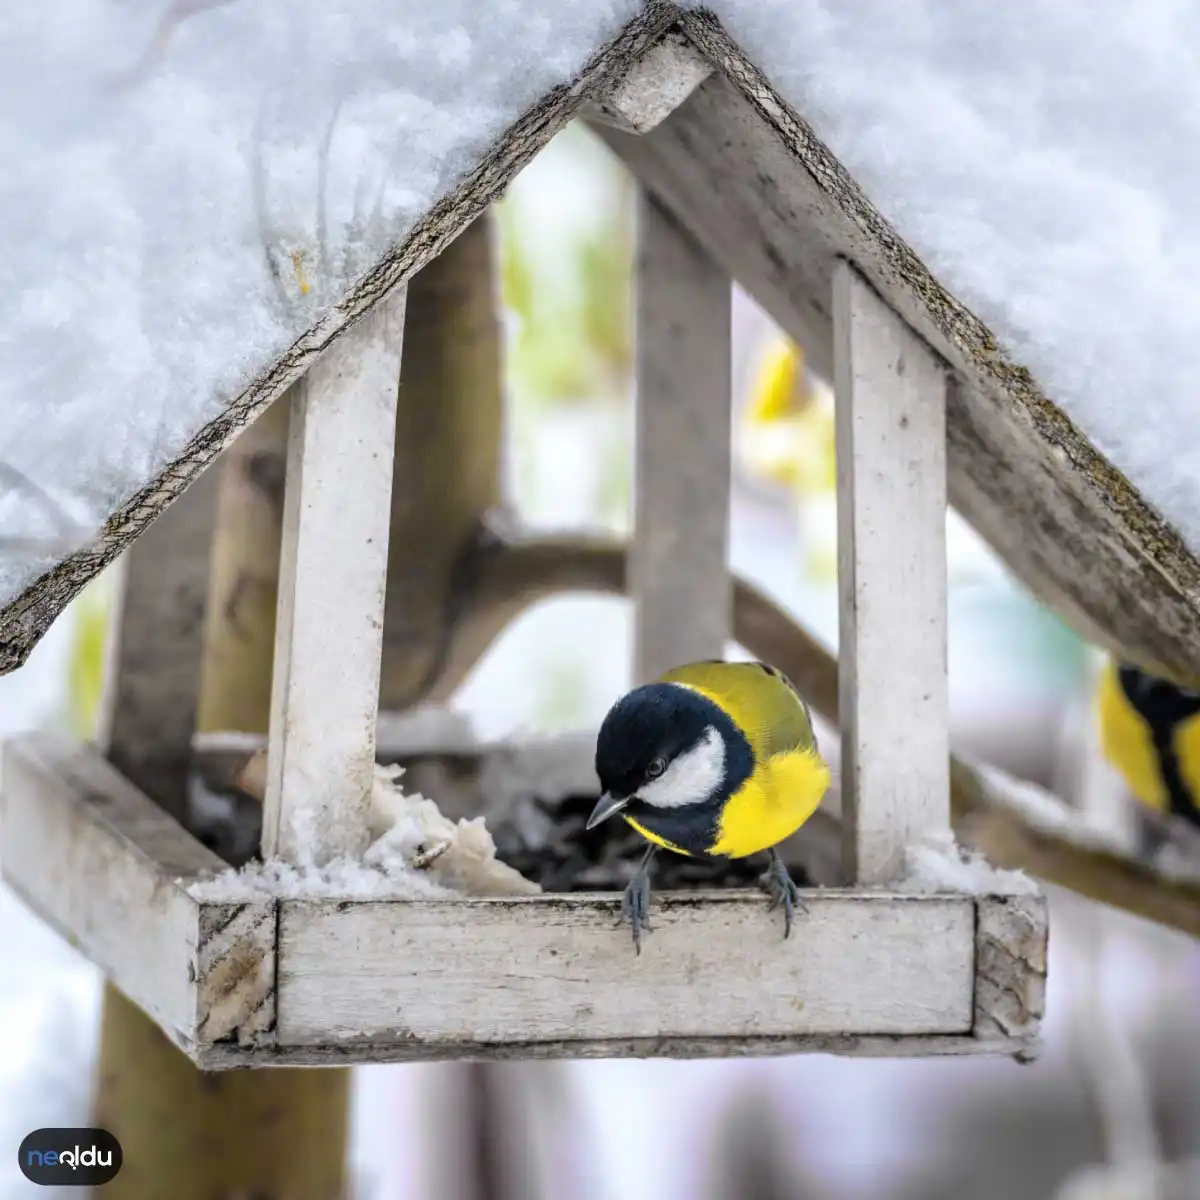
[1179,718,1200,808]
[709,748,830,859]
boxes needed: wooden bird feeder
[0,15,1057,1068]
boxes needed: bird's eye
[646,757,667,779]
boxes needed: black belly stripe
[1152,728,1194,820]
[1117,665,1200,822]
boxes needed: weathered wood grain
[0,2,680,677]
[973,893,1049,1047]
[632,190,732,682]
[0,732,275,1053]
[277,892,974,1048]
[196,901,276,1048]
[598,18,1200,682]
[586,29,713,134]
[263,288,405,866]
[835,263,951,884]
[98,466,219,822]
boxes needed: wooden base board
[0,732,1047,1068]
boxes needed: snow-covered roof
[4,1,1200,678]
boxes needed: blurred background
[3,120,1200,1200]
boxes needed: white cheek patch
[639,726,726,809]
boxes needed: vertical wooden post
[97,470,219,820]
[93,390,351,1200]
[196,396,290,736]
[631,188,732,683]
[263,287,407,865]
[834,260,950,885]
[380,213,504,709]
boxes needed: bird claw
[760,849,807,939]
[619,848,658,954]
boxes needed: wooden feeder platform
[3,733,1045,1068]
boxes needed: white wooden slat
[263,287,407,865]
[834,261,951,885]
[632,189,732,683]
[97,467,220,821]
[0,732,274,1052]
[276,891,974,1048]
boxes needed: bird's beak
[586,791,630,830]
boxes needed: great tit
[1096,658,1200,829]
[589,659,831,952]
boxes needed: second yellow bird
[1096,658,1200,827]
[588,659,831,952]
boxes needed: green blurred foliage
[497,123,634,411]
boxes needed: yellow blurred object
[739,335,835,498]
[748,338,804,424]
[1096,657,1200,826]
[66,578,113,739]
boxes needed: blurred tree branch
[417,523,1200,939]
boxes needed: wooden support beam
[590,78,835,384]
[380,213,503,711]
[196,394,290,737]
[632,189,732,682]
[97,468,218,822]
[835,262,950,885]
[264,289,406,865]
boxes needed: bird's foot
[760,849,808,939]
[617,847,658,954]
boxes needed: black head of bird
[588,681,748,845]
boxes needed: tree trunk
[92,992,350,1200]
[91,394,352,1200]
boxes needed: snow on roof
[0,0,642,604]
[3,2,1199,617]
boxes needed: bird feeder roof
[4,1,1200,677]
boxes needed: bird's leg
[618,844,658,954]
[760,847,808,939]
